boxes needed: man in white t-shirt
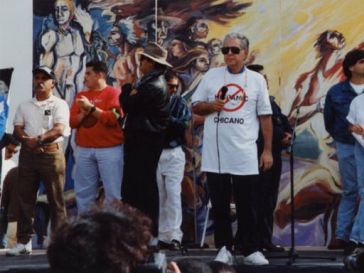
[191,32,273,265]
[345,52,364,252]
[6,66,70,256]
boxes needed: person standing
[70,61,124,214]
[157,71,191,250]
[247,64,292,252]
[324,49,364,254]
[7,66,70,256]
[119,42,170,237]
[191,33,273,265]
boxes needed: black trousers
[122,132,164,237]
[206,172,261,255]
[258,152,282,247]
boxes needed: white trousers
[156,146,185,243]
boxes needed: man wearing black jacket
[248,64,292,252]
[119,42,171,237]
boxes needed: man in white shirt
[7,66,70,256]
[192,32,273,265]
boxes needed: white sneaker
[215,246,234,265]
[6,241,32,256]
[243,251,269,265]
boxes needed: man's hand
[350,124,364,136]
[260,150,273,171]
[5,143,18,159]
[23,136,38,149]
[210,99,225,112]
[76,95,93,111]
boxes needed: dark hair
[165,70,178,82]
[247,64,264,73]
[209,261,236,273]
[176,259,212,273]
[47,202,153,273]
[86,61,108,75]
[343,49,364,79]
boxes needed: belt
[27,143,61,153]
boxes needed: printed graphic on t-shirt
[215,83,247,112]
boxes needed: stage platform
[0,247,346,273]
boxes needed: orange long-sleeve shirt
[70,86,124,148]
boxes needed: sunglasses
[168,84,179,89]
[221,46,241,55]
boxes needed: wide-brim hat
[139,42,172,67]
[33,66,56,80]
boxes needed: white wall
[0,0,33,176]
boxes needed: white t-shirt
[192,66,272,175]
[347,94,364,148]
[350,82,364,95]
[13,95,70,143]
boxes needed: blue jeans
[350,142,364,243]
[74,145,123,214]
[335,141,357,241]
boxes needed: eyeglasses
[221,46,241,55]
[168,84,179,89]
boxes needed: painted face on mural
[108,26,123,46]
[191,19,209,39]
[209,39,222,55]
[223,38,248,71]
[326,30,345,50]
[149,20,170,44]
[169,40,186,59]
[55,0,72,26]
[195,53,210,72]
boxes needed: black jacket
[119,70,169,135]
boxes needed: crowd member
[7,66,70,256]
[119,42,170,237]
[324,49,364,254]
[209,261,237,273]
[70,61,124,214]
[343,50,364,251]
[157,71,191,250]
[47,202,153,273]
[171,259,212,273]
[247,64,292,252]
[191,32,273,265]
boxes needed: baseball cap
[33,66,56,80]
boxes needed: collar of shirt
[31,95,56,107]
[227,65,245,74]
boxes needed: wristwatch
[89,105,96,113]
[37,135,44,146]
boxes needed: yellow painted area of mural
[208,0,364,107]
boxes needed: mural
[31,0,364,246]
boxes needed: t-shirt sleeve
[256,76,272,116]
[13,104,24,126]
[346,97,358,124]
[54,100,71,136]
[191,71,210,105]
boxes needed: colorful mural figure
[32,0,364,246]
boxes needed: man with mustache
[7,66,70,256]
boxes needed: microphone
[220,86,228,100]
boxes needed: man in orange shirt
[70,61,124,213]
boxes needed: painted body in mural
[39,0,92,105]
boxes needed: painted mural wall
[2,0,363,246]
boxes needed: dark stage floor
[0,247,346,273]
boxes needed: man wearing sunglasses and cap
[119,42,170,238]
[192,33,273,265]
[7,66,70,256]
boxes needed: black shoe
[263,242,285,252]
[344,241,358,255]
[158,240,172,250]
